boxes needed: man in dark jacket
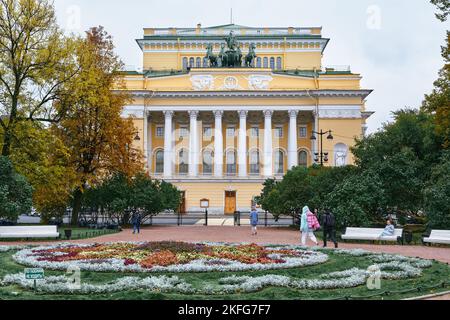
[131,210,142,234]
[322,208,338,248]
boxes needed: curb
[403,290,450,300]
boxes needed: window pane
[277,57,282,70]
[251,127,259,138]
[263,57,268,68]
[275,151,284,174]
[226,151,236,175]
[256,57,262,68]
[203,151,213,175]
[270,57,275,69]
[299,151,308,167]
[179,150,188,174]
[155,151,164,174]
[226,127,235,137]
[156,127,164,137]
[275,127,283,138]
[196,57,201,68]
[182,58,188,70]
[250,151,260,174]
[179,127,189,137]
[299,126,307,138]
[203,127,212,138]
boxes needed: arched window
[298,150,308,167]
[276,57,282,70]
[274,150,285,175]
[203,150,213,175]
[203,57,208,68]
[179,149,189,175]
[256,57,262,68]
[226,150,237,175]
[249,150,260,175]
[182,57,188,70]
[270,57,275,69]
[196,57,201,68]
[334,143,348,167]
[263,57,268,68]
[189,57,194,68]
[155,150,164,174]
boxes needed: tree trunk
[71,187,83,226]
[1,127,13,156]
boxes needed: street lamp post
[310,129,334,166]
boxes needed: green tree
[324,172,386,230]
[0,156,33,220]
[423,151,450,229]
[0,0,78,156]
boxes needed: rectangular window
[274,126,283,138]
[179,127,189,138]
[203,126,212,138]
[226,127,236,137]
[299,126,308,138]
[156,126,164,137]
[251,127,259,138]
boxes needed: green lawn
[0,247,448,300]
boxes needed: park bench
[341,227,404,244]
[0,226,60,239]
[422,230,450,245]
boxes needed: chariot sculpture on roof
[205,31,257,68]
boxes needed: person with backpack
[322,208,338,248]
[300,206,319,246]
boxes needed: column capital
[163,110,174,118]
[263,110,274,118]
[288,110,299,118]
[214,110,224,118]
[238,110,249,119]
[189,110,199,119]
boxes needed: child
[300,206,319,246]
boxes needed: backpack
[324,214,335,227]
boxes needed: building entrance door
[224,191,237,215]
[178,191,186,214]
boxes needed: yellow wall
[317,118,363,166]
[175,182,264,212]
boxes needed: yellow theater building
[119,23,374,215]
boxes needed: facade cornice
[116,89,373,100]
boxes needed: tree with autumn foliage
[422,0,450,147]
[0,0,79,157]
[54,26,143,226]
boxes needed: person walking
[300,206,319,246]
[322,208,338,248]
[250,207,259,236]
[131,210,142,234]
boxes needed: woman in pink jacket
[300,206,320,246]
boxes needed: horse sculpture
[205,44,218,67]
[245,44,257,67]
[218,43,227,67]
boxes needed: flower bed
[13,242,329,273]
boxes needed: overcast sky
[54,0,447,133]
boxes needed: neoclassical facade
[119,24,374,214]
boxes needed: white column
[189,110,199,177]
[263,110,273,177]
[312,110,319,164]
[214,111,224,177]
[163,111,174,178]
[288,110,299,169]
[143,111,148,170]
[147,115,152,171]
[238,110,248,177]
